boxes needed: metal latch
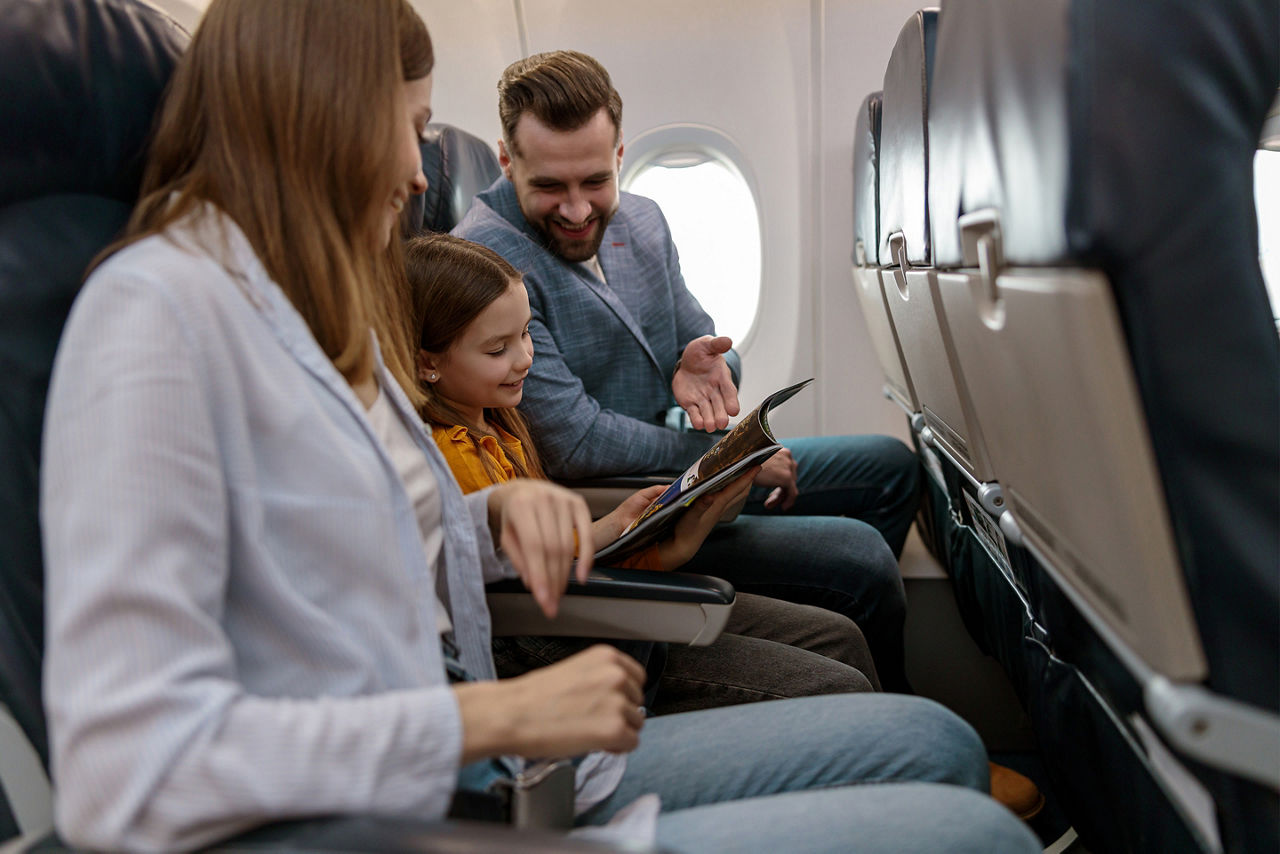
[958,209,1005,328]
[495,758,576,830]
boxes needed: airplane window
[625,152,762,344]
[1256,150,1280,324]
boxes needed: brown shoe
[989,761,1045,821]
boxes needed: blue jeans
[681,435,920,691]
[579,694,1040,853]
[757,434,921,558]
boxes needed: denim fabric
[682,516,910,692]
[747,434,922,558]
[674,432,920,693]
[651,592,878,712]
[581,694,1041,853]
[491,592,877,715]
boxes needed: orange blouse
[431,423,664,572]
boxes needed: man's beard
[534,204,617,263]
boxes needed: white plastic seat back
[940,259,1206,681]
[852,90,915,413]
[877,8,993,481]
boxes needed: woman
[39,1,1041,851]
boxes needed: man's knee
[829,522,907,619]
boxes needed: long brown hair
[404,233,545,481]
[106,0,432,389]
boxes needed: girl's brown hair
[107,0,432,390]
[405,233,545,481]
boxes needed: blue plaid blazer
[454,178,741,479]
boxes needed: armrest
[556,473,679,519]
[487,568,734,647]
[8,817,651,853]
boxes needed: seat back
[404,123,502,236]
[877,8,995,483]
[852,91,916,414]
[929,0,1279,848]
[0,0,186,833]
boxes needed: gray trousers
[491,592,879,715]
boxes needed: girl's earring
[429,372,438,382]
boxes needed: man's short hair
[498,50,623,155]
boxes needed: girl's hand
[594,484,669,546]
[454,645,647,762]
[655,466,758,570]
[487,480,594,618]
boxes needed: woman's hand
[487,480,594,618]
[454,645,647,762]
[655,466,758,570]
[754,448,799,511]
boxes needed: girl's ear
[417,349,442,383]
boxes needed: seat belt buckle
[496,758,576,830]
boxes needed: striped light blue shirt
[40,208,617,851]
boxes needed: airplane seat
[404,122,502,235]
[851,91,916,417]
[0,0,187,833]
[875,9,1027,641]
[852,86,952,577]
[928,0,1279,850]
[0,2,699,849]
[877,7,997,491]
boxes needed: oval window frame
[621,124,766,350]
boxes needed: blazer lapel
[579,217,663,375]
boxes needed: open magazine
[593,378,814,564]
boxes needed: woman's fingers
[495,481,594,618]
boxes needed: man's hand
[454,645,647,762]
[754,447,799,511]
[487,480,595,618]
[672,335,741,432]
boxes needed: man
[453,50,921,692]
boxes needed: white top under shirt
[366,386,453,636]
[582,255,606,284]
[367,386,632,820]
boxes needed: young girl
[407,233,734,572]
[405,232,890,711]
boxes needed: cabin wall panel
[815,0,923,441]
[411,1,522,148]
[521,0,815,437]
[133,0,924,442]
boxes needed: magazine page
[593,378,813,564]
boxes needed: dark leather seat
[0,0,187,777]
[404,124,502,235]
